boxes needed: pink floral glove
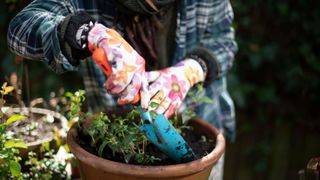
[88,23,149,108]
[146,59,206,118]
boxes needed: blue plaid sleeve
[199,0,238,79]
[7,0,79,73]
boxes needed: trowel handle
[92,48,140,104]
[138,106,153,123]
[92,48,112,77]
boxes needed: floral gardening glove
[88,23,149,108]
[146,59,206,118]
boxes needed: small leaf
[150,102,159,108]
[63,144,70,152]
[98,140,109,157]
[42,173,52,180]
[124,154,133,164]
[65,92,73,98]
[196,83,203,92]
[149,111,157,119]
[199,96,214,104]
[1,82,7,89]
[5,141,27,149]
[9,161,21,177]
[0,124,5,133]
[53,127,61,146]
[200,135,207,142]
[6,114,26,125]
[41,142,50,152]
[3,86,14,95]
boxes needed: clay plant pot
[6,107,68,158]
[67,115,225,180]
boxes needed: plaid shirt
[7,0,238,141]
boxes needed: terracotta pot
[67,117,225,180]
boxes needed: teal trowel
[138,106,195,162]
[92,48,195,162]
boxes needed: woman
[7,1,237,179]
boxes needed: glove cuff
[87,23,110,52]
[58,12,96,65]
[186,47,220,86]
[178,59,206,87]
[187,55,208,78]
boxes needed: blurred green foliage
[225,0,320,179]
[229,0,320,113]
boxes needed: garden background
[1,0,319,179]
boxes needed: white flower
[46,114,55,123]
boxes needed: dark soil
[79,127,215,166]
[142,128,216,165]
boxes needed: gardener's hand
[146,59,206,118]
[88,23,149,108]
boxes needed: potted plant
[0,82,68,179]
[5,105,68,157]
[2,75,68,158]
[0,83,27,178]
[67,88,225,180]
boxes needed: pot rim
[6,107,68,146]
[6,107,68,130]
[67,117,225,178]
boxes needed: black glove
[58,12,96,65]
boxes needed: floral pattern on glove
[88,23,149,108]
[146,59,205,118]
[164,74,187,101]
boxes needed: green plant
[22,149,67,179]
[65,90,161,164]
[67,86,214,165]
[0,83,68,179]
[65,89,87,127]
[0,82,27,179]
[84,110,160,164]
[169,83,213,133]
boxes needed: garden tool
[92,48,196,162]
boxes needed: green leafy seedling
[0,82,27,179]
[66,90,161,164]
